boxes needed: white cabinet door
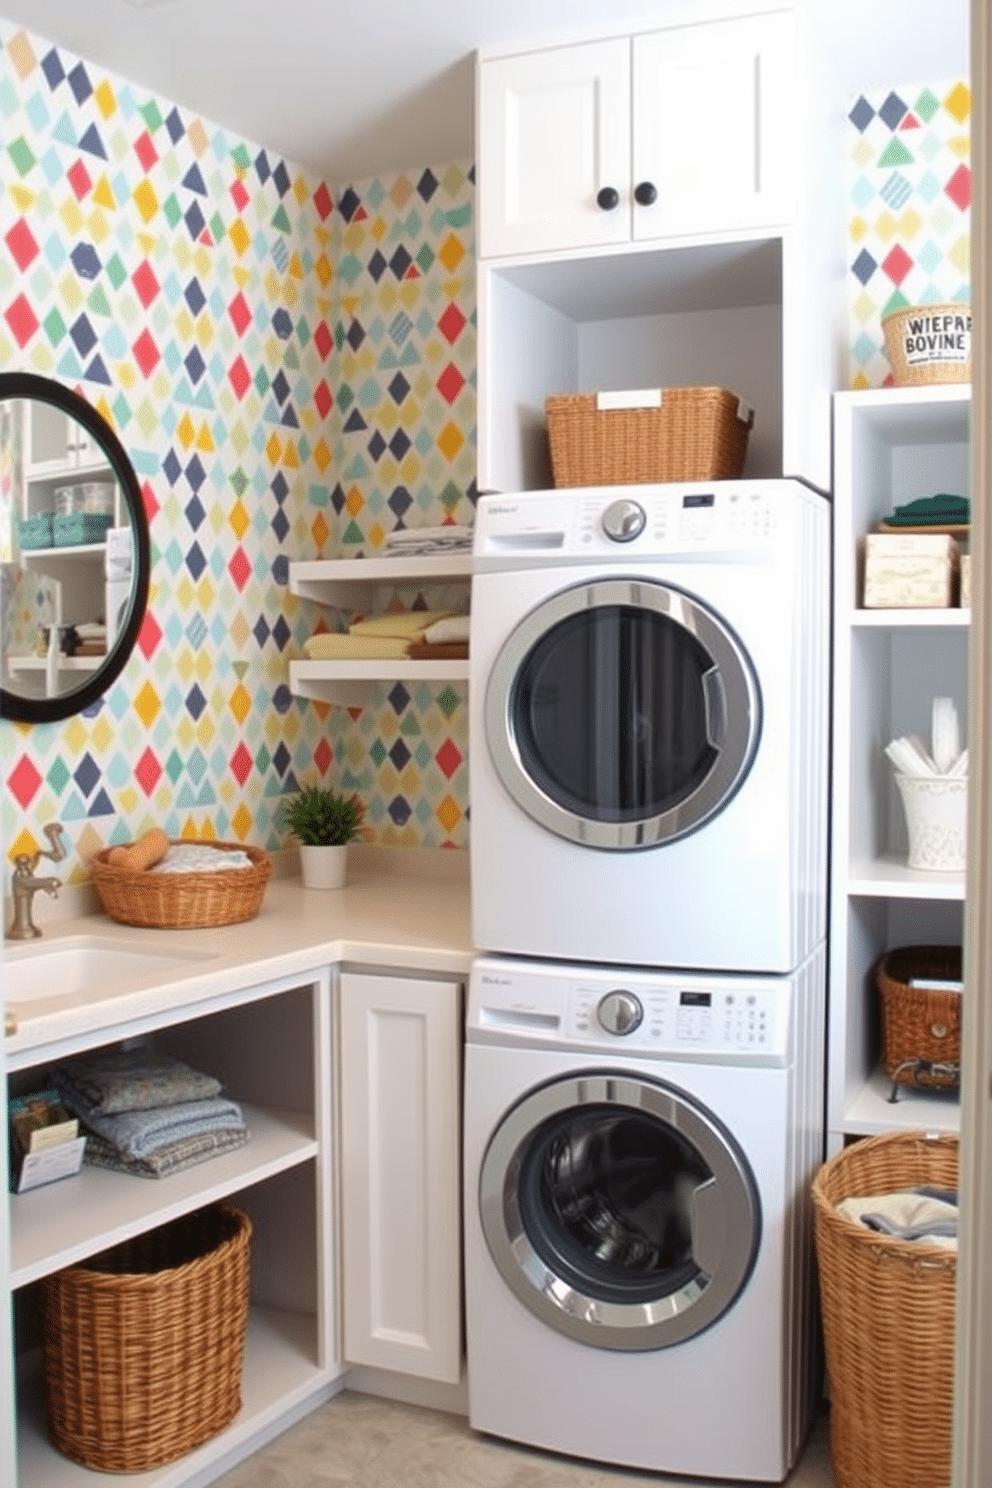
[477,38,630,258]
[632,11,794,241]
[477,12,793,260]
[339,972,462,1383]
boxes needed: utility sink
[4,935,217,1025]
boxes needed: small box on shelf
[863,531,960,609]
[8,1089,85,1194]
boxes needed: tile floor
[213,1390,836,1488]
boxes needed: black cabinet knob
[633,181,658,206]
[596,186,620,211]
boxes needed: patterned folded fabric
[82,1125,249,1179]
[50,1049,222,1115]
[61,1095,246,1160]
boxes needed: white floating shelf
[290,554,472,606]
[289,658,469,706]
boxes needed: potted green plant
[280,782,364,889]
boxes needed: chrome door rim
[479,1071,760,1351]
[484,578,761,850]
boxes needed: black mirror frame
[0,373,151,725]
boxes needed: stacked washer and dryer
[465,480,830,1482]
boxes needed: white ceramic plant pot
[298,843,348,890]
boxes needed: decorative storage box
[53,511,114,548]
[39,1202,252,1472]
[545,387,754,487]
[15,512,53,550]
[812,1131,958,1488]
[961,552,971,607]
[863,531,959,608]
[875,944,962,1092]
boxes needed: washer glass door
[479,1071,760,1351]
[485,578,760,850]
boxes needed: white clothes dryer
[469,480,830,973]
[464,950,825,1481]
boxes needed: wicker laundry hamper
[812,1132,958,1488]
[38,1201,252,1472]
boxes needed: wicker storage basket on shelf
[812,1132,958,1488]
[881,302,971,386]
[90,840,271,929]
[38,1202,252,1473]
[875,944,962,1092]
[545,386,754,487]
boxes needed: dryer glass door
[485,578,760,849]
[479,1071,760,1351]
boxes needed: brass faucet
[6,823,68,940]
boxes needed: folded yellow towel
[303,634,412,660]
[348,608,458,639]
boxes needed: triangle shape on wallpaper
[78,122,107,159]
[878,137,915,167]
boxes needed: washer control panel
[570,983,784,1058]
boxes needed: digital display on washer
[682,493,715,508]
[679,991,712,1006]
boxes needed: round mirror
[0,373,150,724]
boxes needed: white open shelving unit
[828,383,970,1149]
[288,555,471,706]
[8,971,340,1488]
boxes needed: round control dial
[602,498,646,543]
[597,990,644,1036]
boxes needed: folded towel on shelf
[882,493,970,529]
[348,608,459,638]
[58,1094,247,1161]
[406,641,469,660]
[150,844,254,873]
[82,1124,249,1179]
[423,614,470,644]
[303,633,412,660]
[383,524,473,554]
[837,1186,959,1248]
[49,1049,223,1116]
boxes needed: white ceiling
[0,0,970,185]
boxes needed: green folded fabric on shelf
[884,493,970,527]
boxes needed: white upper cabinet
[477,10,795,260]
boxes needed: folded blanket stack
[383,524,473,555]
[303,609,470,662]
[49,1048,249,1179]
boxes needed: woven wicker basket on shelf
[881,302,971,386]
[39,1202,252,1473]
[812,1132,958,1488]
[545,387,754,488]
[875,944,962,1091]
[90,840,272,929]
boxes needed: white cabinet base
[339,972,463,1385]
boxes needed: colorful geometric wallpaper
[0,19,475,885]
[846,80,971,388]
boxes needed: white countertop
[4,867,473,1069]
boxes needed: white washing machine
[464,951,825,1482]
[470,480,830,973]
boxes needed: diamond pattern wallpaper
[846,80,970,388]
[0,20,474,883]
